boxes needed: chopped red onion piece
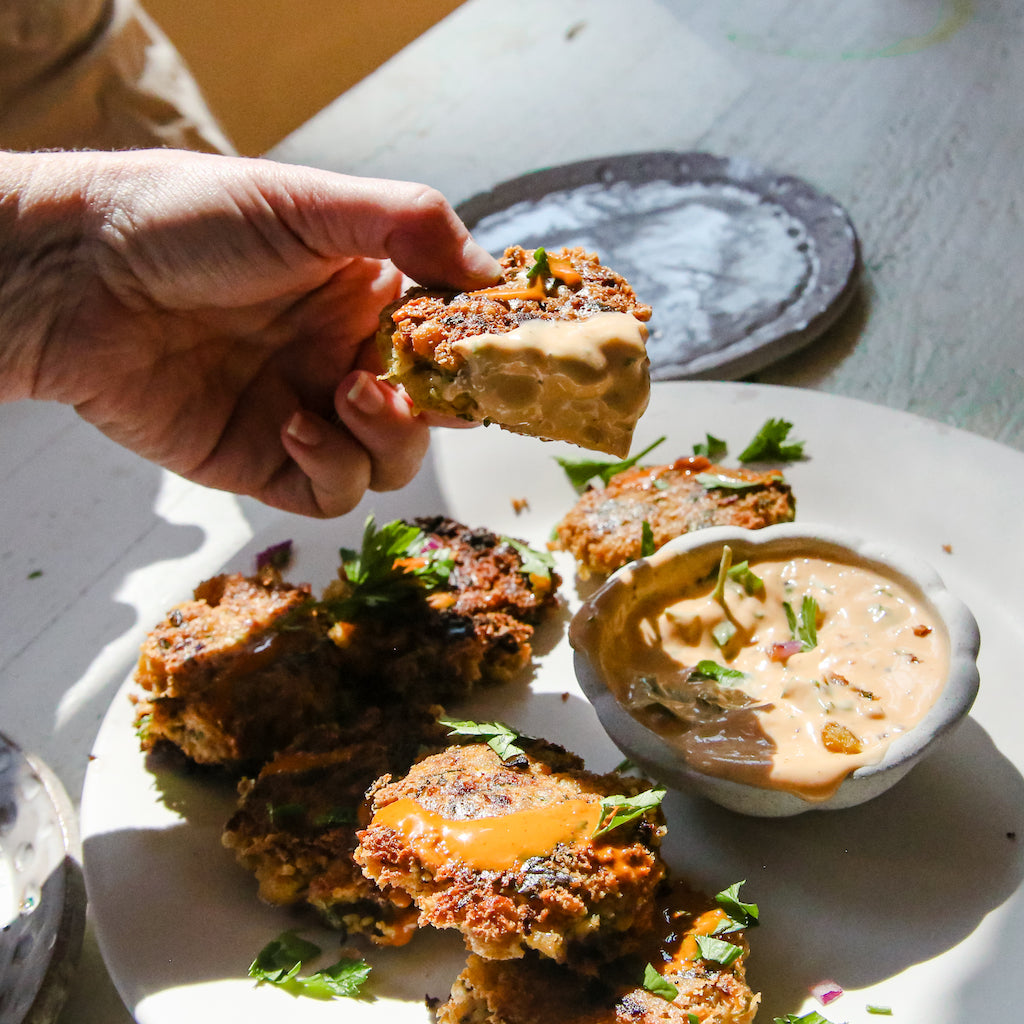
[770,639,803,662]
[810,980,844,1005]
[255,539,294,573]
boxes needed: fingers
[335,371,431,491]
[276,373,429,516]
[377,184,501,290]
[263,162,500,290]
[279,409,372,518]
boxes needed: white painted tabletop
[2,1,1022,1020]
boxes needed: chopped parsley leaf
[642,963,678,1001]
[691,660,745,683]
[694,934,743,966]
[250,930,320,980]
[712,619,737,649]
[501,536,555,580]
[640,520,656,557]
[594,787,665,836]
[784,595,819,651]
[526,246,550,280]
[312,806,357,827]
[319,516,454,620]
[295,958,372,998]
[738,418,805,462]
[439,715,526,762]
[727,560,764,595]
[697,473,763,492]
[556,436,666,493]
[693,433,728,460]
[713,880,759,930]
[249,930,371,999]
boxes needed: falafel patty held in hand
[0,148,500,516]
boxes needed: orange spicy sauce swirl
[370,796,603,872]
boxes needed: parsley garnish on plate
[695,934,743,966]
[556,436,666,493]
[501,536,555,580]
[713,880,759,932]
[594,787,666,836]
[642,962,678,1001]
[319,516,454,620]
[439,715,527,762]
[693,433,728,460]
[249,929,371,999]
[738,418,806,462]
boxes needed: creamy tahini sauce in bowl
[570,524,981,816]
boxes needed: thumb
[263,162,501,290]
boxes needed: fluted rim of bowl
[569,522,981,813]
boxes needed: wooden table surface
[2,2,1021,1021]
[274,0,1024,450]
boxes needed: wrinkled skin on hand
[0,148,499,516]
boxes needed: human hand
[0,149,499,516]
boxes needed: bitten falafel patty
[377,245,653,457]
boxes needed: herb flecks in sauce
[596,549,946,800]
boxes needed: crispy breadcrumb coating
[354,738,666,970]
[437,883,760,1024]
[222,707,449,943]
[376,246,652,456]
[324,516,560,701]
[380,245,652,376]
[132,518,560,768]
[133,571,342,767]
[551,456,795,577]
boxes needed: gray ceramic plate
[0,734,85,1024]
[457,151,860,381]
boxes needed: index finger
[262,163,501,290]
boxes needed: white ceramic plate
[82,382,1024,1023]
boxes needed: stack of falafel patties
[133,516,561,941]
[353,733,760,1024]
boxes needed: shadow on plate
[666,715,1024,1017]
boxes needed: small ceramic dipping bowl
[570,523,981,816]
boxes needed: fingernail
[285,410,324,446]
[462,236,501,282]
[346,372,385,415]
